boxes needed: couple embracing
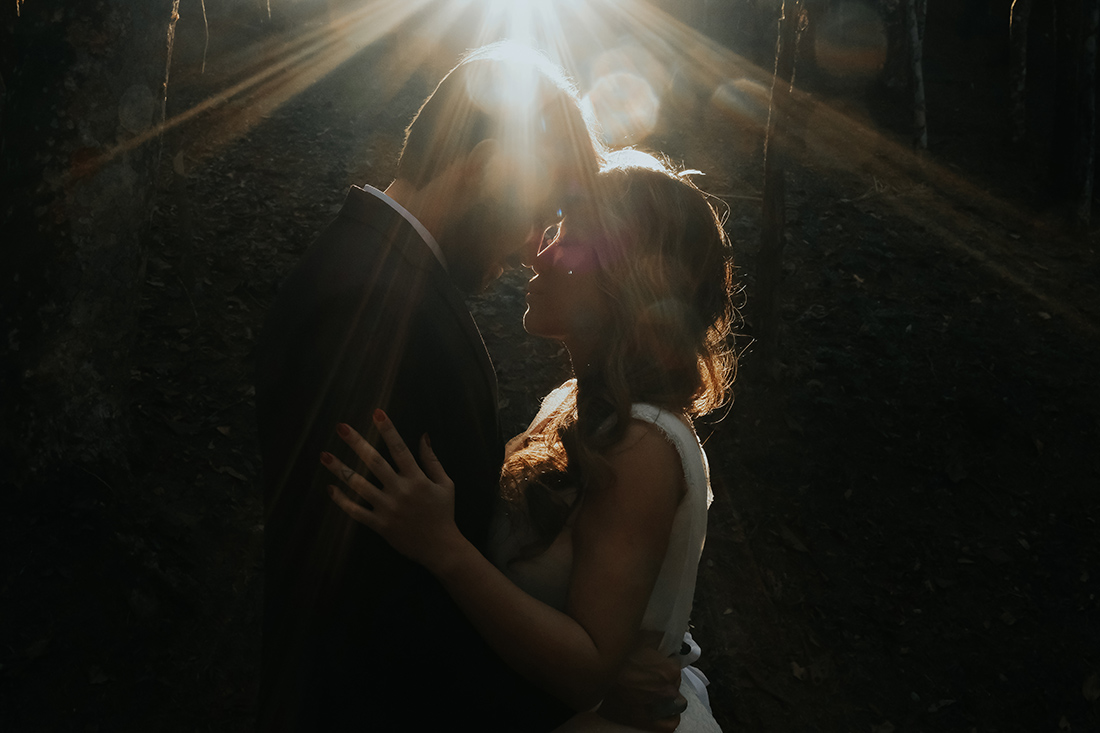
[255,42,735,732]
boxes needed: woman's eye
[538,223,562,254]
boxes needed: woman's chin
[522,310,554,340]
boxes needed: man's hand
[598,631,687,732]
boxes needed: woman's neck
[564,340,599,379]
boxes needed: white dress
[489,385,723,732]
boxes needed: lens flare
[584,71,660,146]
[711,78,770,128]
[65,0,1068,333]
[813,0,887,80]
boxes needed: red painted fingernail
[320,451,334,465]
[336,423,350,437]
[373,409,386,423]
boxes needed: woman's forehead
[562,194,600,223]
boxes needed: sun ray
[67,0,440,183]
[61,0,1098,334]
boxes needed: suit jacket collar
[358,184,447,271]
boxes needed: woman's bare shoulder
[604,418,686,503]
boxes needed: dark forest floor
[4,5,1100,732]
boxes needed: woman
[322,149,736,731]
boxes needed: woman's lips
[525,278,543,298]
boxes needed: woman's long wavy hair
[500,149,738,552]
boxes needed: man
[255,43,683,731]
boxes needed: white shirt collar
[361,185,448,272]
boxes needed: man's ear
[464,139,500,188]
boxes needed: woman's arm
[558,421,684,705]
[323,410,683,712]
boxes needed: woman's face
[522,207,610,348]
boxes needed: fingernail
[373,409,386,423]
[320,451,334,465]
[336,423,350,437]
[423,433,432,449]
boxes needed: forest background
[2,1,1099,731]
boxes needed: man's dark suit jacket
[254,187,570,731]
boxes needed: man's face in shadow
[442,99,596,295]
[442,196,534,294]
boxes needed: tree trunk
[1010,0,1034,143]
[906,0,928,149]
[1076,0,1098,228]
[880,0,909,91]
[1049,0,1099,226]
[1051,0,1078,200]
[754,0,805,374]
[1,1,174,487]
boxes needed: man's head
[394,42,602,293]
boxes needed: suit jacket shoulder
[256,185,501,542]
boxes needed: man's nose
[520,233,540,269]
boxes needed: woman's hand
[321,409,466,573]
[598,631,687,731]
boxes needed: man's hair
[396,41,598,188]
